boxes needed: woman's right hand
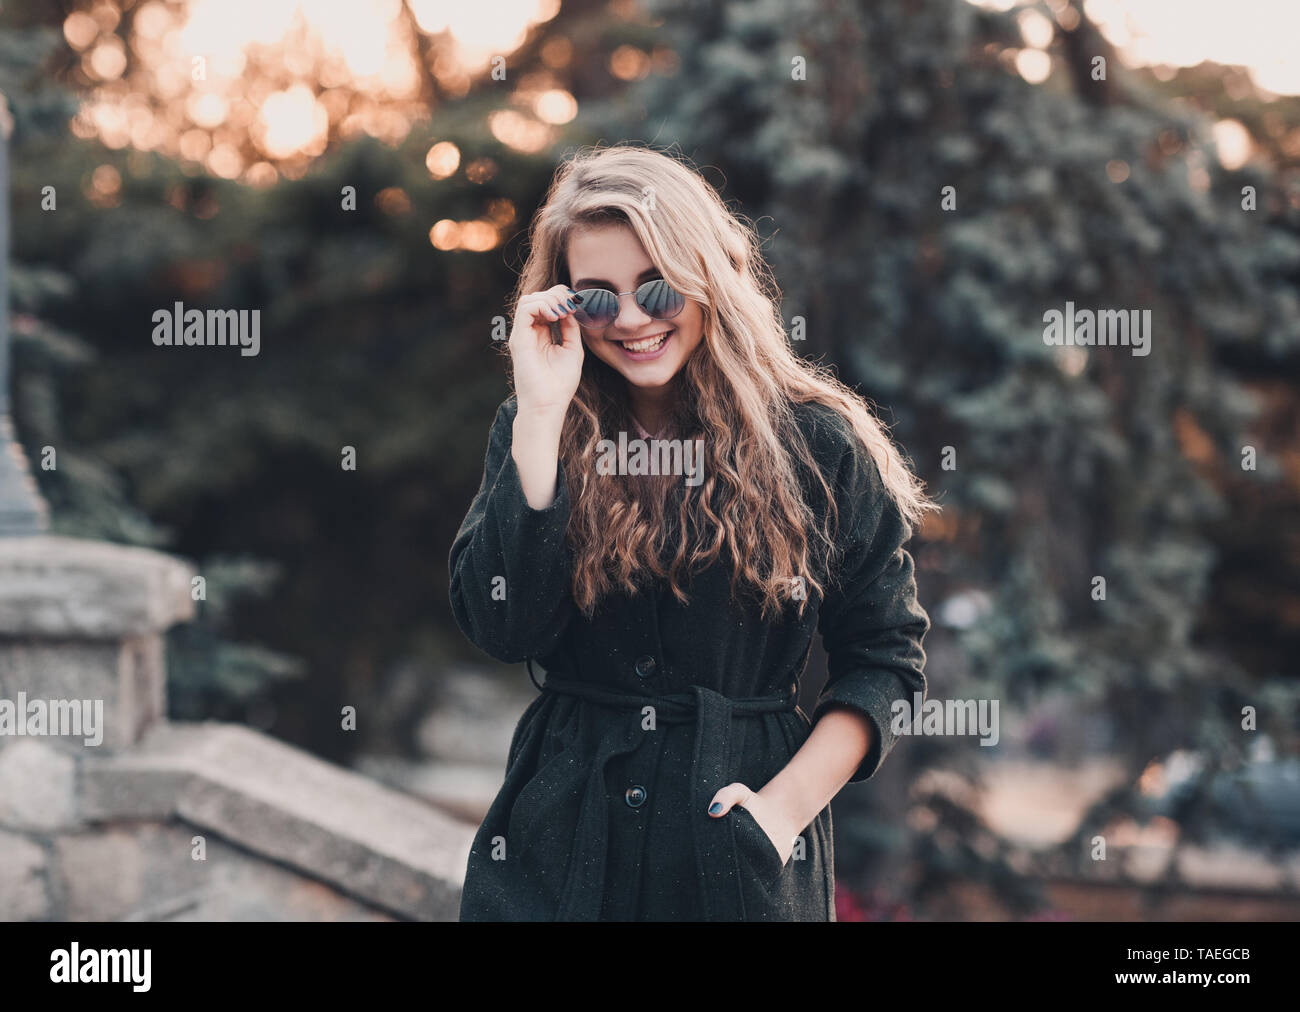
[509,285,584,424]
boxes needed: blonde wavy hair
[505,143,935,619]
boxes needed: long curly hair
[505,143,935,620]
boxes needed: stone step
[81,720,477,921]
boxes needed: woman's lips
[613,328,674,360]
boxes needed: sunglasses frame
[568,278,687,330]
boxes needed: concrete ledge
[81,721,476,921]
[0,536,194,640]
[54,822,397,921]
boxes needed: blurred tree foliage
[2,0,1297,914]
[3,0,640,757]
[2,19,310,726]
[618,0,1300,911]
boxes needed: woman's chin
[624,363,682,389]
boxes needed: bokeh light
[65,0,564,183]
[971,0,1300,95]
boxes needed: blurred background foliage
[1,0,1298,917]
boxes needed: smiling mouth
[616,329,674,354]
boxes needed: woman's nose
[612,292,654,330]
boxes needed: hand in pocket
[707,782,798,865]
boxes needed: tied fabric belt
[538,673,798,921]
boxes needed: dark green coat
[448,394,929,921]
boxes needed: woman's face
[566,223,706,392]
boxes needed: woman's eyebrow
[571,266,661,288]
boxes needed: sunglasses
[568,278,686,330]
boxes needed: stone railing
[0,536,476,921]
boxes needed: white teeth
[624,331,671,353]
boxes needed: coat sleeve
[814,424,930,783]
[447,396,576,662]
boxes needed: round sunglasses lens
[637,279,685,320]
[574,288,618,327]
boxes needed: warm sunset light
[971,0,1300,96]
[424,140,461,179]
[256,84,329,160]
[409,0,561,71]
[60,0,1300,188]
[487,109,554,153]
[66,0,563,181]
[1211,118,1253,170]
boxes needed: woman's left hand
[707,783,802,865]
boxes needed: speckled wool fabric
[448,395,929,921]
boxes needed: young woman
[448,144,934,921]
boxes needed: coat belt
[538,674,797,920]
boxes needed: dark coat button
[625,785,647,808]
[633,655,657,679]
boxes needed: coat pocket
[504,702,585,858]
[506,738,586,859]
[732,805,787,888]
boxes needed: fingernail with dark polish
[571,293,583,303]
[708,802,723,815]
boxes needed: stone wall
[0,536,476,921]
